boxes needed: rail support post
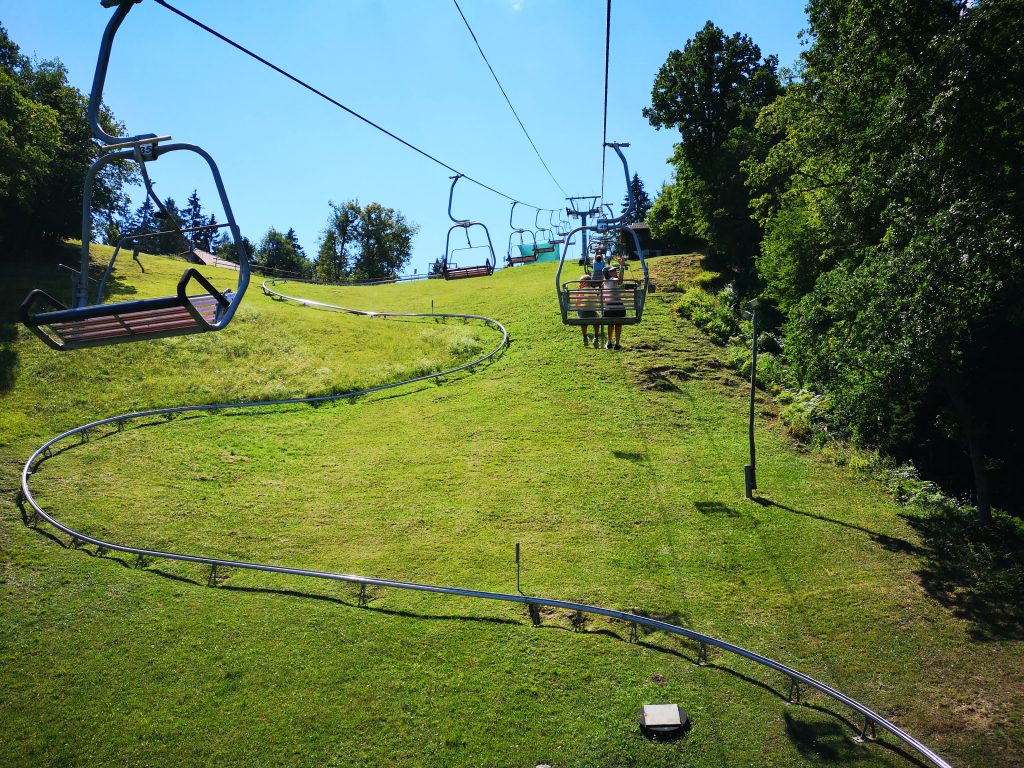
[855,716,878,743]
[135,553,146,569]
[697,642,709,666]
[528,602,541,627]
[208,564,218,587]
[357,583,368,608]
[571,610,586,632]
[629,622,639,643]
[788,678,802,704]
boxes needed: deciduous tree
[746,0,1024,523]
[644,21,780,278]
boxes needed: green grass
[1,246,1021,768]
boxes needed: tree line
[646,0,1023,523]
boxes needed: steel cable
[153,0,549,211]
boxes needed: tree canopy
[746,0,1024,522]
[621,174,653,224]
[644,21,780,279]
[257,227,311,277]
[316,200,418,282]
[0,24,133,256]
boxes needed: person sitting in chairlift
[575,274,601,347]
[602,256,627,350]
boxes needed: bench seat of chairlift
[507,254,538,265]
[563,284,642,325]
[23,291,229,349]
[444,265,492,280]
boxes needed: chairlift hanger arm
[596,142,633,228]
[90,1,146,146]
[448,174,470,224]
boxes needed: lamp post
[744,298,761,499]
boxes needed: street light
[744,298,761,499]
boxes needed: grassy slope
[0,247,1019,768]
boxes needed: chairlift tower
[566,196,602,266]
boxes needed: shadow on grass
[695,500,740,517]
[903,507,1024,641]
[784,710,874,763]
[792,703,933,768]
[612,450,647,462]
[754,497,920,556]
[0,322,18,394]
[21,515,937,766]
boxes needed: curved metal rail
[18,279,953,768]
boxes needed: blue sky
[5,1,809,276]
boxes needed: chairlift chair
[505,201,539,266]
[531,209,557,255]
[442,174,496,280]
[20,0,250,351]
[548,209,565,246]
[555,142,649,327]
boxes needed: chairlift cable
[152,0,547,211]
[451,0,567,198]
[599,0,612,206]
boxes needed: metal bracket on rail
[697,641,709,666]
[788,678,802,704]
[571,610,587,632]
[855,715,878,743]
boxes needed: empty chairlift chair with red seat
[506,201,538,266]
[442,174,496,280]
[531,208,557,256]
[20,0,250,351]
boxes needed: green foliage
[620,173,652,223]
[673,284,738,345]
[257,227,311,277]
[0,25,133,255]
[645,21,780,278]
[746,0,1024,522]
[316,199,418,281]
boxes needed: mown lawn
[0,246,1020,768]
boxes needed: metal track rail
[18,280,952,768]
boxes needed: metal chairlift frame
[20,0,250,351]
[442,174,495,279]
[532,209,556,255]
[505,201,538,266]
[548,209,565,245]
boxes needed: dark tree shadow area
[904,507,1024,641]
[753,495,1024,640]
